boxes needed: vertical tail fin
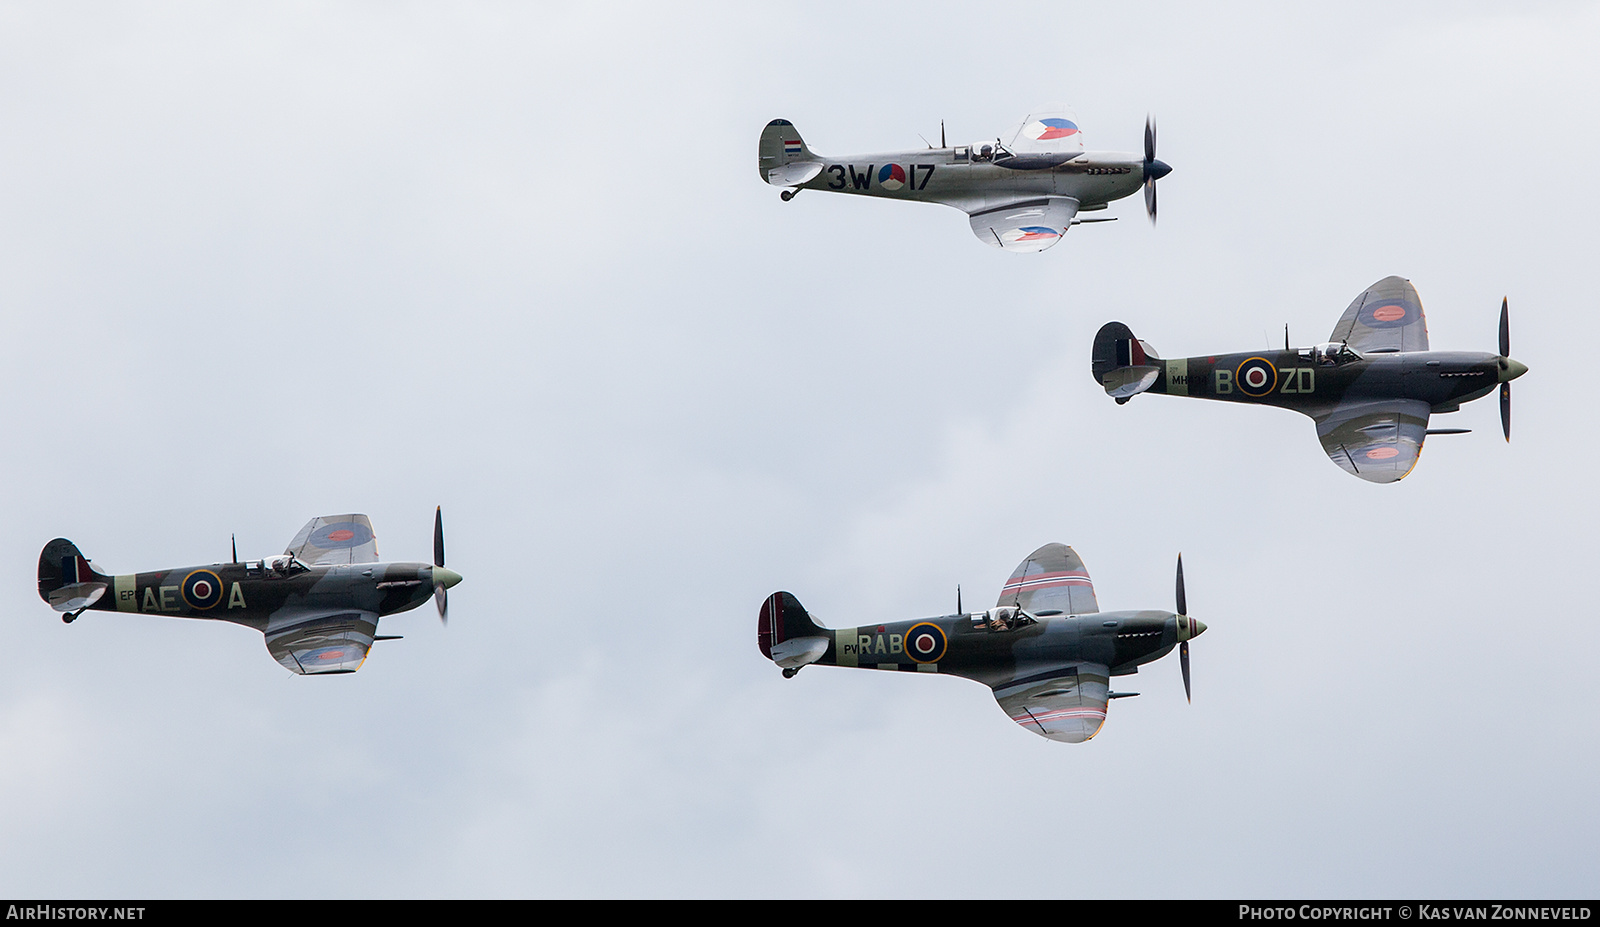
[1091,321,1162,402]
[758,591,831,670]
[758,119,823,187]
[38,538,110,612]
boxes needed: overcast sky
[0,2,1595,898]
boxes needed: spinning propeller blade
[1499,297,1510,358]
[1499,298,1512,442]
[433,506,448,625]
[1176,553,1189,702]
[434,506,445,568]
[1173,553,1205,703]
[1142,117,1171,225]
[1175,552,1186,618]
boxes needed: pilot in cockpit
[987,606,1017,631]
[1313,342,1360,366]
[265,554,306,578]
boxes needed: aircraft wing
[992,663,1110,743]
[1002,108,1086,155]
[1314,398,1431,483]
[285,514,380,565]
[1330,276,1429,354]
[997,542,1099,615]
[967,196,1079,252]
[263,609,379,675]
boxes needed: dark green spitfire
[1093,276,1527,483]
[759,544,1203,743]
[38,510,462,674]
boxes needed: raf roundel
[877,163,906,191]
[309,521,373,550]
[1366,446,1401,460]
[1235,357,1279,398]
[904,622,947,664]
[181,569,224,610]
[1359,300,1420,329]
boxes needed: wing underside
[993,663,1110,743]
[264,609,379,675]
[967,196,1079,252]
[1330,276,1429,354]
[286,514,380,565]
[1315,399,1431,483]
[997,542,1099,615]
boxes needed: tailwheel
[782,667,799,678]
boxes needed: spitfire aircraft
[758,544,1203,743]
[757,108,1171,252]
[1091,276,1529,483]
[37,509,463,675]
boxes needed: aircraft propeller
[1174,553,1206,703]
[1499,298,1512,441]
[433,506,449,625]
[1142,117,1172,225]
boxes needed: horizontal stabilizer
[1102,365,1160,399]
[49,582,106,613]
[769,635,829,670]
[766,161,822,187]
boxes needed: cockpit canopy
[972,605,1037,632]
[265,554,310,576]
[1303,342,1362,366]
[956,141,1013,164]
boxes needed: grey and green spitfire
[37,509,463,675]
[758,544,1203,743]
[758,107,1171,252]
[1092,276,1529,484]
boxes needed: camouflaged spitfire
[38,510,462,674]
[758,107,1172,251]
[1092,276,1528,483]
[758,544,1202,743]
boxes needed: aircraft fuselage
[1145,349,1512,418]
[798,146,1146,213]
[81,560,442,630]
[801,608,1182,688]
